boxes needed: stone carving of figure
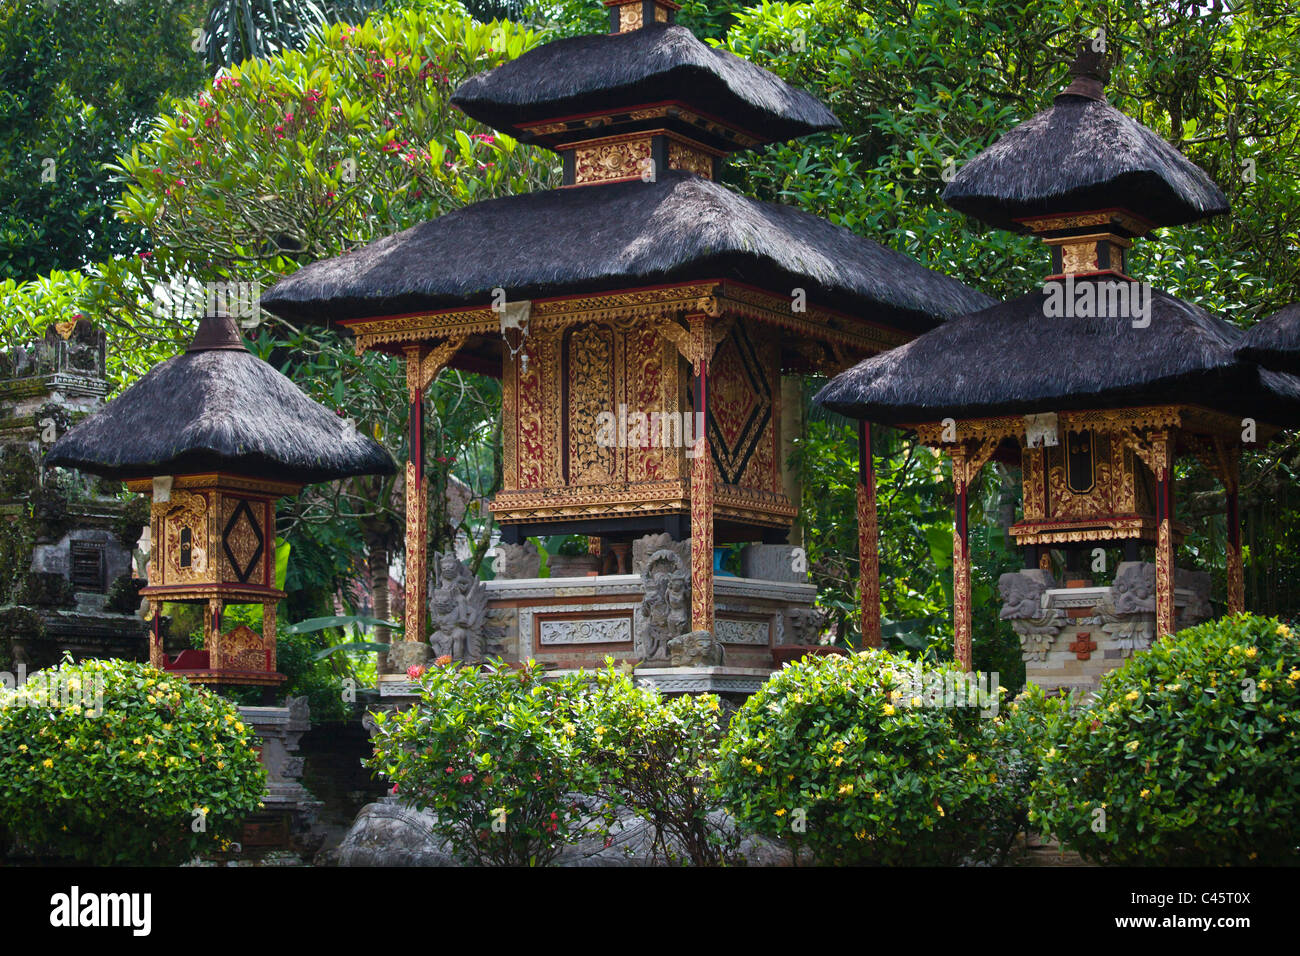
[668,630,724,667]
[998,569,1065,662]
[428,553,500,663]
[639,549,690,660]
[632,533,689,577]
[1112,561,1156,615]
[493,540,541,579]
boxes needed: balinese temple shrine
[818,47,1300,691]
[45,313,394,687]
[259,0,990,691]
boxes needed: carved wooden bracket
[659,312,734,373]
[948,436,1000,491]
[404,336,467,402]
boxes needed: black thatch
[260,171,993,332]
[45,316,396,484]
[450,24,839,147]
[815,282,1300,428]
[941,96,1229,232]
[1238,304,1300,376]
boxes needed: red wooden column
[1152,429,1176,637]
[951,444,973,671]
[857,420,882,648]
[688,314,715,634]
[403,344,430,645]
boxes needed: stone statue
[493,540,541,579]
[998,569,1064,662]
[668,630,724,666]
[639,548,689,660]
[782,607,827,645]
[632,533,689,576]
[427,553,501,663]
[1112,561,1156,615]
[1175,568,1212,626]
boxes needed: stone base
[631,666,771,695]
[237,698,322,854]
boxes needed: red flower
[549,812,558,821]
[390,783,399,795]
[406,665,426,680]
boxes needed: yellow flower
[42,758,53,769]
[217,760,224,769]
[1140,788,1151,798]
[1245,647,1258,659]
[966,753,977,765]
[832,740,846,753]
[1125,740,1140,752]
[935,804,945,818]
[754,764,764,774]
[882,704,895,717]
[18,744,26,753]
[909,696,922,708]
[1125,690,1139,701]
[837,783,853,796]
[1045,747,1058,760]
[1288,670,1300,682]
[1277,624,1293,638]
[832,756,844,767]
[146,695,157,705]
[708,698,720,712]
[774,808,786,817]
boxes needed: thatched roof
[815,282,1300,427]
[1238,304,1300,375]
[45,315,396,484]
[942,54,1228,232]
[260,171,993,332]
[450,24,839,148]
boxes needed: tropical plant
[366,658,599,865]
[1029,614,1300,865]
[0,658,265,865]
[715,649,1011,865]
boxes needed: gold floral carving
[567,325,617,485]
[1058,240,1099,274]
[263,603,278,672]
[215,625,267,672]
[157,491,210,586]
[1022,446,1046,520]
[405,337,466,403]
[667,139,714,178]
[574,136,652,185]
[404,460,428,643]
[1017,209,1152,236]
[858,481,881,648]
[618,3,642,31]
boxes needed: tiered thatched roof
[45,315,395,484]
[259,170,993,331]
[815,283,1300,426]
[1238,304,1300,375]
[450,24,839,149]
[942,51,1229,232]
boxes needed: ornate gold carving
[1058,240,1098,274]
[567,325,617,485]
[1022,446,1046,520]
[405,337,465,403]
[858,468,881,648]
[690,349,714,633]
[263,603,278,672]
[157,491,210,586]
[404,460,428,643]
[215,625,268,672]
[1156,516,1174,636]
[654,3,668,21]
[667,139,714,178]
[573,136,652,185]
[1017,209,1152,236]
[618,3,642,31]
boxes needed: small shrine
[45,314,394,687]
[817,47,1300,691]
[260,3,989,691]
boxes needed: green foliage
[1029,614,1300,865]
[0,0,209,280]
[366,658,598,865]
[987,681,1076,853]
[575,664,735,865]
[201,0,388,69]
[0,658,265,865]
[715,649,1012,864]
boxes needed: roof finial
[187,312,246,353]
[604,0,678,34]
[1056,40,1110,103]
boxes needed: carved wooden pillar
[148,602,165,668]
[263,602,278,672]
[858,420,881,648]
[946,437,997,671]
[400,337,464,645]
[404,344,429,645]
[951,444,973,671]
[207,597,224,669]
[1152,429,1176,637]
[688,314,714,634]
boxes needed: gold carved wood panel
[624,326,681,483]
[705,320,778,492]
[566,324,618,485]
[157,491,212,586]
[221,495,268,586]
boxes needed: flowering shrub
[366,659,598,866]
[1029,614,1300,865]
[0,658,265,865]
[715,650,1009,864]
[575,664,735,865]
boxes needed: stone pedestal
[237,697,321,854]
[998,561,1212,695]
